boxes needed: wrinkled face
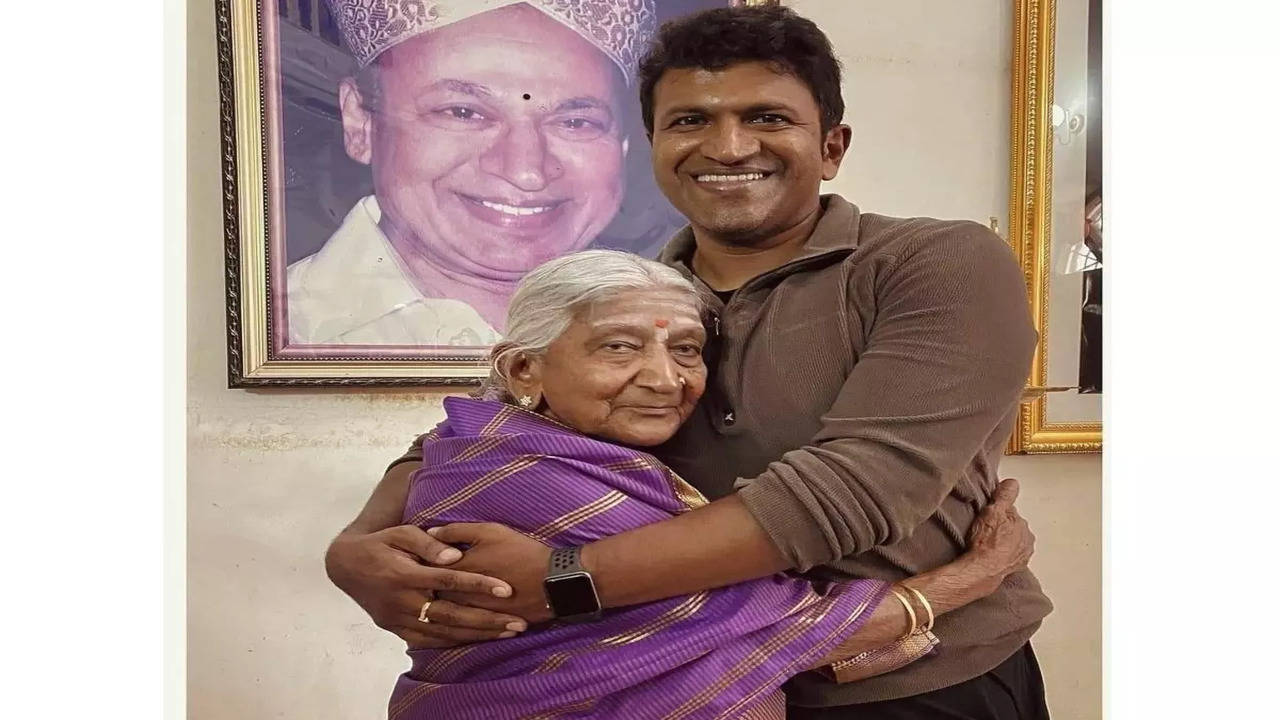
[343,5,627,280]
[527,288,707,447]
[649,61,848,245]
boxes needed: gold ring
[418,599,433,624]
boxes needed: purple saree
[391,397,888,720]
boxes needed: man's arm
[337,458,419,536]
[808,478,1034,668]
[594,225,1035,603]
[325,444,531,646]
[732,225,1037,570]
[433,226,1036,619]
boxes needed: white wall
[188,1,1100,718]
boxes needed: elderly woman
[390,251,1033,719]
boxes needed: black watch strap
[544,546,602,622]
[548,546,586,575]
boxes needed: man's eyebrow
[739,103,800,116]
[553,96,615,118]
[660,102,801,117]
[660,105,709,117]
[423,79,493,98]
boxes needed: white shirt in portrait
[286,196,501,346]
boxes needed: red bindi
[654,319,669,328]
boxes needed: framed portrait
[1007,0,1104,453]
[217,0,767,386]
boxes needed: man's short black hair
[637,5,844,136]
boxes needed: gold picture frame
[217,0,753,387]
[216,0,491,387]
[1007,0,1103,453]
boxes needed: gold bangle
[889,587,917,640]
[901,585,934,632]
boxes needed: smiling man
[327,5,1053,719]
[286,0,653,345]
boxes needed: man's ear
[821,124,853,181]
[338,77,375,166]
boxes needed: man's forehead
[341,0,654,85]
[654,62,811,104]
[377,11,620,84]
[375,36,624,110]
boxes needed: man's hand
[428,523,556,624]
[325,525,530,648]
[964,478,1036,594]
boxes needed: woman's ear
[506,352,544,408]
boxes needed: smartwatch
[543,546,602,622]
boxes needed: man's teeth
[695,172,766,183]
[478,199,554,216]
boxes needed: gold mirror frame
[1007,0,1102,453]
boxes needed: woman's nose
[634,350,682,393]
[479,119,564,192]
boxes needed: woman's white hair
[488,250,704,392]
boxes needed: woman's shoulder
[441,396,565,437]
[431,397,645,467]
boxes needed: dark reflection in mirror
[1078,0,1102,393]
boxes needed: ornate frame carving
[216,0,495,387]
[216,1,755,388]
[1007,0,1102,453]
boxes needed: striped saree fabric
[390,397,887,719]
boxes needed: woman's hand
[325,525,530,648]
[963,478,1036,595]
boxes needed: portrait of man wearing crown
[278,0,723,348]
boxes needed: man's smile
[695,171,768,182]
[456,192,571,230]
[686,169,775,191]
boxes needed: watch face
[544,572,599,617]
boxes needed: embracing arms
[425,227,1036,620]
[326,458,1031,660]
[807,478,1034,669]
[325,226,1036,643]
[324,460,530,646]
